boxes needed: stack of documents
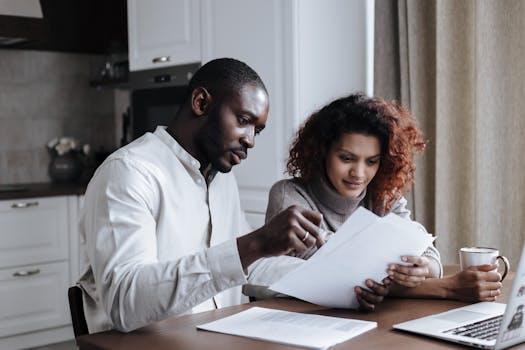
[197,307,377,349]
[269,207,435,309]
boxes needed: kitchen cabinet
[0,195,81,350]
[201,0,374,227]
[127,0,201,71]
[0,262,70,339]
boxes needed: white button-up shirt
[78,127,302,333]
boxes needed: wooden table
[77,266,522,350]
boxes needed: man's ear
[190,87,211,116]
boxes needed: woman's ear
[190,87,212,116]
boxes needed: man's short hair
[187,58,267,101]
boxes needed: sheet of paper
[270,208,435,309]
[197,307,377,350]
[309,207,379,261]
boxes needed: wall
[0,50,116,184]
[295,0,374,121]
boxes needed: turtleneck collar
[309,174,366,216]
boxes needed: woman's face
[325,132,381,198]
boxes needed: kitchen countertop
[0,182,87,200]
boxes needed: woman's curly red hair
[286,93,425,214]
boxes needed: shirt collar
[202,164,218,184]
[153,126,202,172]
[153,126,219,183]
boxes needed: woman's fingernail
[401,256,407,262]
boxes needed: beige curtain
[375,0,525,266]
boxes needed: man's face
[196,84,269,173]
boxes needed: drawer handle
[11,201,39,209]
[152,55,171,63]
[13,269,41,277]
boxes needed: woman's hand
[446,264,502,302]
[386,256,431,287]
[355,279,390,311]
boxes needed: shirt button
[196,178,202,184]
[191,160,198,167]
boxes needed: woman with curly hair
[266,93,503,310]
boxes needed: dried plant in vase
[46,137,90,183]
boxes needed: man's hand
[237,205,324,269]
[386,256,431,287]
[355,279,390,311]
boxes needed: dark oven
[126,62,200,142]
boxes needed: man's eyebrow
[240,110,265,128]
[241,110,259,120]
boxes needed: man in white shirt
[78,58,325,333]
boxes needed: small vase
[48,153,83,183]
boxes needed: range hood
[0,0,127,54]
[0,0,47,46]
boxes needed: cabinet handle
[11,201,39,209]
[152,55,171,63]
[13,268,41,277]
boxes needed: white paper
[309,207,379,261]
[270,207,435,309]
[197,307,377,349]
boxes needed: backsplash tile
[5,149,34,183]
[0,50,117,184]
[0,118,31,151]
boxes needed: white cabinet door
[0,196,69,268]
[0,261,70,338]
[128,0,201,71]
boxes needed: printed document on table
[197,307,377,349]
[269,207,435,309]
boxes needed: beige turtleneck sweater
[265,176,442,276]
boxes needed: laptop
[393,243,525,349]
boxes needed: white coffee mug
[459,247,510,281]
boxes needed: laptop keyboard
[443,315,503,341]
